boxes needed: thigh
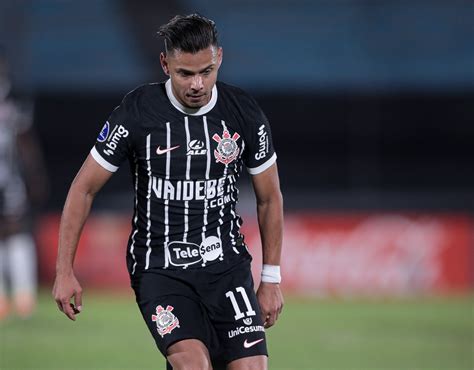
[227,355,267,370]
[132,271,214,357]
[167,339,212,370]
[202,261,268,364]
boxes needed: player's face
[160,46,222,109]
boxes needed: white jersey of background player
[0,52,48,320]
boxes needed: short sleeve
[91,93,137,172]
[241,96,277,175]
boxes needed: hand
[256,282,284,328]
[52,271,83,321]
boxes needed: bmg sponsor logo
[103,124,129,156]
[255,124,268,160]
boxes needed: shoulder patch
[97,121,110,142]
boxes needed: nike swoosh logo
[156,145,180,155]
[243,338,264,349]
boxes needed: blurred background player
[0,48,48,320]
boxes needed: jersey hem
[247,153,277,175]
[90,146,119,172]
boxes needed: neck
[165,79,218,116]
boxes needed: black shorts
[131,257,268,367]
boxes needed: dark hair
[158,14,218,54]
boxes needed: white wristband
[261,264,281,284]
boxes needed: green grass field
[1,291,472,370]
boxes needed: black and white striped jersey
[0,96,32,218]
[91,80,277,274]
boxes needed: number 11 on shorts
[225,287,256,320]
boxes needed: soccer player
[53,14,284,370]
[0,50,47,320]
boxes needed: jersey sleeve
[241,95,277,175]
[90,93,137,172]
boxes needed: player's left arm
[251,162,284,329]
[15,100,49,206]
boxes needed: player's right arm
[52,154,113,321]
[53,89,137,321]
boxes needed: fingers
[61,298,76,321]
[256,282,284,328]
[260,307,267,325]
[263,308,278,328]
[53,291,82,321]
[259,295,284,328]
[52,275,83,321]
[74,289,83,313]
[52,287,66,314]
[261,302,283,328]
[70,303,81,314]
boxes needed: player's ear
[160,52,170,75]
[216,47,223,69]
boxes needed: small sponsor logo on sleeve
[97,121,110,142]
[255,124,269,160]
[103,124,129,156]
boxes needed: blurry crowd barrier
[36,213,473,296]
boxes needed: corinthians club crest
[151,305,180,337]
[213,129,240,165]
